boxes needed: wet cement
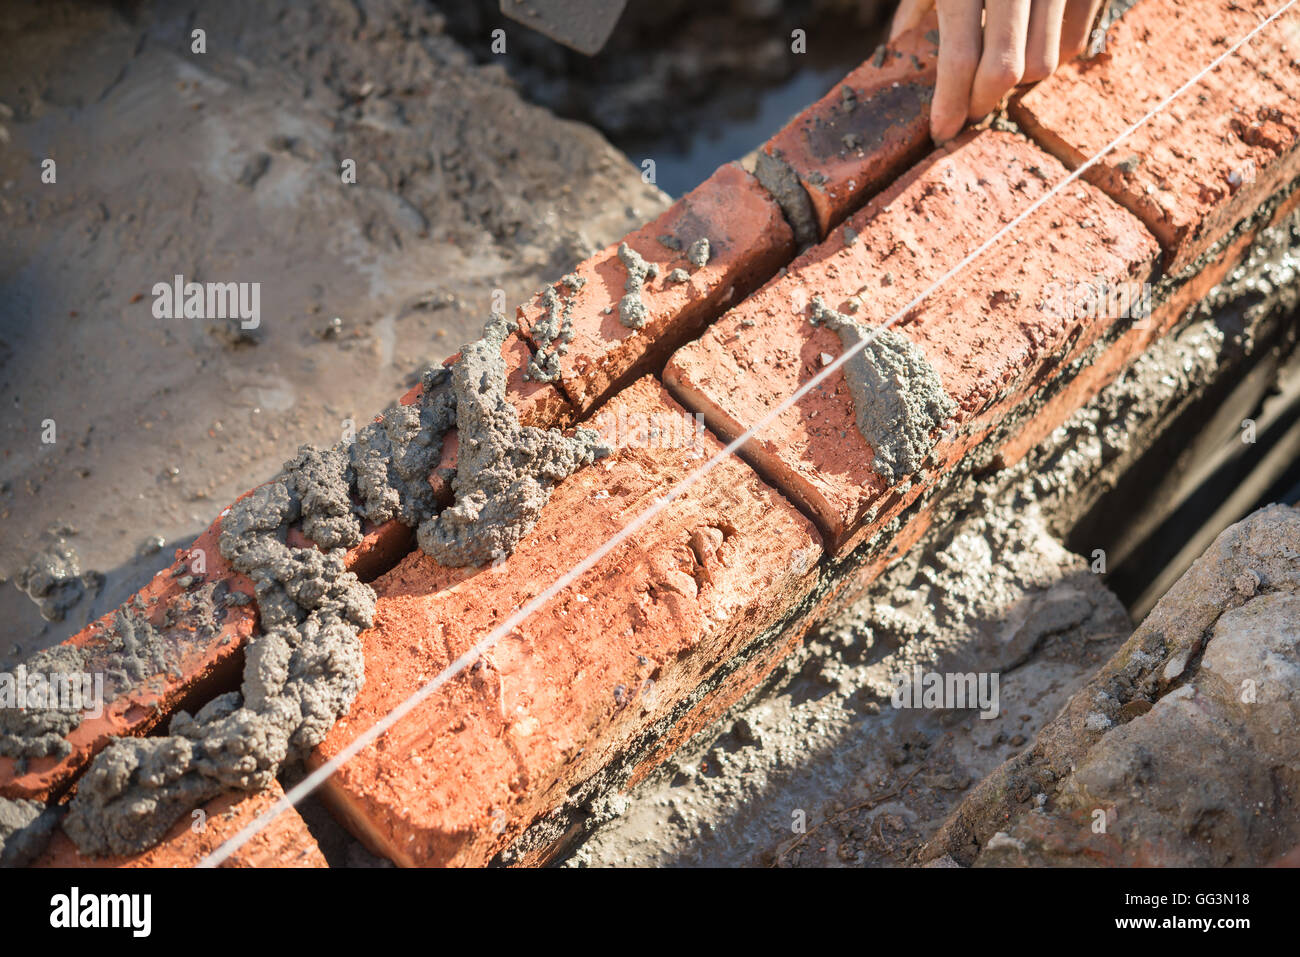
[810,296,955,484]
[418,315,608,566]
[616,243,659,329]
[754,149,820,248]
[57,313,604,856]
[0,796,60,868]
[525,274,585,384]
[13,529,101,623]
[0,644,88,762]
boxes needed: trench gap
[437,1,891,198]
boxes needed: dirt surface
[931,504,1300,867]
[0,0,669,662]
[439,0,890,197]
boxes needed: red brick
[34,781,326,868]
[516,163,794,416]
[998,184,1300,468]
[1012,0,1300,271]
[664,129,1158,553]
[0,521,257,802]
[757,18,939,242]
[311,376,821,867]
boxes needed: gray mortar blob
[64,432,379,855]
[15,532,92,622]
[617,242,658,329]
[0,796,60,867]
[417,314,610,567]
[0,643,89,761]
[526,285,572,383]
[58,308,608,854]
[810,296,954,484]
[0,593,193,766]
[687,237,711,269]
[753,149,818,248]
[351,368,457,530]
[284,445,362,550]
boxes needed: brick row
[516,163,794,418]
[0,522,256,802]
[311,377,822,866]
[1012,0,1300,271]
[1,331,571,804]
[999,186,1300,467]
[665,129,1159,553]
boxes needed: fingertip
[929,107,964,144]
[1022,49,1059,84]
[968,61,1023,122]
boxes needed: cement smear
[0,644,88,761]
[525,273,585,383]
[13,529,101,623]
[687,237,711,269]
[63,480,376,855]
[54,314,603,856]
[0,796,60,868]
[810,296,955,484]
[617,243,659,329]
[753,149,818,248]
[418,314,609,566]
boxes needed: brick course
[311,376,821,866]
[1012,0,1300,271]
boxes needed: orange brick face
[312,376,821,866]
[665,130,1158,551]
[516,163,794,416]
[759,20,939,242]
[1012,0,1300,271]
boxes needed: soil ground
[0,0,669,662]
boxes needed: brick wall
[8,0,1297,866]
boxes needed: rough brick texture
[1012,0,1300,271]
[517,163,794,416]
[999,187,1300,467]
[758,20,938,242]
[665,129,1158,552]
[34,782,326,868]
[311,376,821,866]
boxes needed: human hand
[889,0,1108,142]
